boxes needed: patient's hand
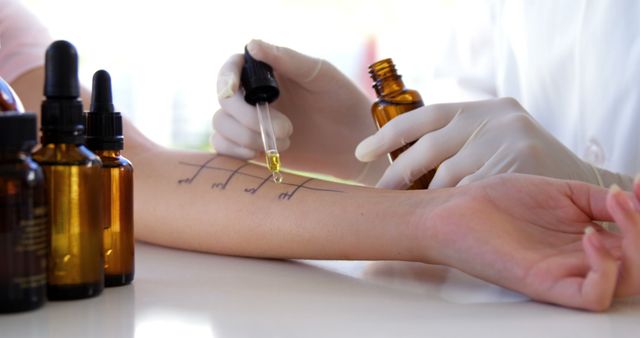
[419,174,638,311]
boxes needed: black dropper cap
[85,70,123,151]
[0,112,37,152]
[40,40,85,144]
[240,46,279,105]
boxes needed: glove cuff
[591,165,634,191]
[589,163,605,187]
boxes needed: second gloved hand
[213,40,385,183]
[355,97,602,189]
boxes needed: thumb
[246,39,323,82]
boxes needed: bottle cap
[0,76,25,112]
[85,70,123,150]
[240,46,279,105]
[40,40,85,144]
[0,112,37,151]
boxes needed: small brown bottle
[0,112,48,313]
[86,70,134,287]
[32,41,104,300]
[369,58,436,189]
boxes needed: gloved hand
[355,97,633,189]
[213,39,386,183]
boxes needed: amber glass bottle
[86,70,134,287]
[0,113,48,313]
[369,58,436,189]
[32,41,104,300]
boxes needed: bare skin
[10,66,640,311]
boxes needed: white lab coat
[441,0,640,178]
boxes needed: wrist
[402,188,454,265]
[345,188,446,263]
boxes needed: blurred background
[22,0,478,150]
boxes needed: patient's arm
[12,65,640,311]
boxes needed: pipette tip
[271,171,283,184]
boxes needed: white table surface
[1,242,639,338]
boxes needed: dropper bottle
[369,58,436,189]
[32,40,104,300]
[85,70,134,287]
[0,112,47,312]
[240,47,282,183]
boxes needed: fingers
[540,229,619,311]
[372,107,476,189]
[428,120,492,189]
[209,132,256,160]
[355,104,459,163]
[213,109,292,147]
[607,183,640,297]
[213,54,293,140]
[579,228,620,311]
[374,129,463,189]
[215,53,293,160]
[213,110,262,150]
[246,39,324,82]
[429,150,485,189]
[217,54,243,100]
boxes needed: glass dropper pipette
[256,101,282,183]
[240,46,283,183]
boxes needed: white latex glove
[213,39,387,184]
[355,97,633,190]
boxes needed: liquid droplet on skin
[272,171,283,184]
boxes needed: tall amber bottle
[32,41,104,300]
[0,113,48,313]
[369,58,436,189]
[86,70,134,287]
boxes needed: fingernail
[610,184,635,212]
[584,226,603,250]
[355,135,381,162]
[217,74,237,100]
[246,39,260,55]
[609,184,622,193]
[634,173,640,185]
[247,39,273,58]
[584,226,596,235]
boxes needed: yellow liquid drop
[265,150,283,183]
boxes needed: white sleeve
[0,0,52,82]
[429,0,498,102]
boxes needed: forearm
[11,65,433,262]
[130,145,433,262]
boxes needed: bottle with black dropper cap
[85,70,134,287]
[32,40,104,300]
[0,111,48,312]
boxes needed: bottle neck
[369,58,406,98]
[93,149,121,158]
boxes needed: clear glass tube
[256,102,283,183]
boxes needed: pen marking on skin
[178,155,219,184]
[279,178,314,200]
[178,158,343,200]
[212,163,250,190]
[244,175,272,194]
